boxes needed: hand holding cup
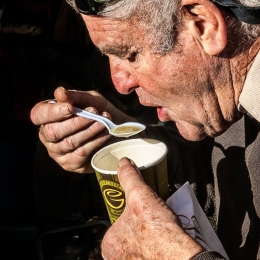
[101,157,205,260]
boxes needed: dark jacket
[146,114,260,260]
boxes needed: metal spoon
[73,107,146,138]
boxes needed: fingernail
[101,112,108,118]
[47,99,56,104]
[57,86,67,94]
[118,157,136,167]
[129,159,137,166]
[59,105,71,116]
[85,107,97,114]
[58,86,66,91]
[118,157,130,167]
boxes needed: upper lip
[138,98,162,107]
[135,89,163,107]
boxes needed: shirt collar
[238,50,260,122]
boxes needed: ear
[181,0,227,55]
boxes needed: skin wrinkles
[100,46,130,58]
[152,54,225,138]
[100,45,142,60]
[39,123,61,143]
[29,2,260,259]
[82,14,240,141]
[99,157,204,259]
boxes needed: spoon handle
[73,107,112,131]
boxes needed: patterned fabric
[190,251,226,260]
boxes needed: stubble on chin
[175,122,207,141]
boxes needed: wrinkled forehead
[82,15,139,47]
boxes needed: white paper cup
[91,138,169,223]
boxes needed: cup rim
[91,138,167,175]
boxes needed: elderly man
[30,0,260,259]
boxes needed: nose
[109,57,138,94]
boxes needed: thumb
[54,87,72,102]
[117,157,147,195]
[54,87,108,112]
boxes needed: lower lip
[157,107,168,121]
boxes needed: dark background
[0,1,158,259]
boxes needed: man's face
[82,15,238,141]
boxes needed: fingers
[31,87,114,127]
[117,157,150,197]
[54,87,108,112]
[117,158,174,216]
[37,116,112,173]
[38,108,107,140]
[30,100,74,126]
[30,87,139,175]
[47,132,112,173]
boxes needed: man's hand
[101,157,205,260]
[30,87,141,173]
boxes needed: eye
[127,52,138,62]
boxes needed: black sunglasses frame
[73,0,260,23]
[74,0,105,15]
[212,0,260,24]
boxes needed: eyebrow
[100,46,130,58]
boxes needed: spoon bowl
[73,107,146,137]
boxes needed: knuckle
[129,186,146,201]
[74,145,92,158]
[39,123,60,142]
[63,136,78,150]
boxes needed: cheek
[133,52,198,101]
[135,66,176,100]
[134,61,168,90]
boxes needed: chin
[176,123,208,141]
[181,132,208,141]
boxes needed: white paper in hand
[166,182,229,260]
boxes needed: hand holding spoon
[48,100,145,137]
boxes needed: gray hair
[99,0,181,54]
[100,0,260,54]
[67,0,260,54]
[65,0,182,54]
[229,0,260,42]
[235,0,260,6]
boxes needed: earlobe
[181,0,227,55]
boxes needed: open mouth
[156,107,170,122]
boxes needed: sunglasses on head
[72,0,260,23]
[73,0,111,15]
